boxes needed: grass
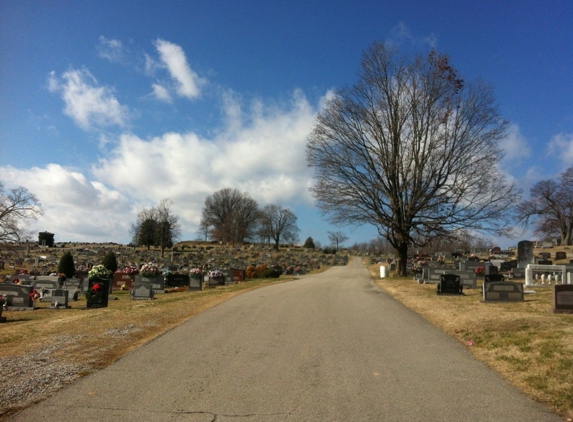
[367,262,573,420]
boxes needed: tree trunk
[396,241,408,277]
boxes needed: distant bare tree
[328,231,348,251]
[156,198,181,257]
[258,205,300,249]
[306,42,519,275]
[131,199,181,256]
[517,167,573,246]
[0,182,43,243]
[200,188,259,244]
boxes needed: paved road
[10,257,562,421]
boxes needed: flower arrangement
[0,294,7,307]
[208,269,224,279]
[115,265,139,274]
[475,266,485,276]
[140,262,161,278]
[190,268,203,279]
[30,289,41,301]
[88,264,112,279]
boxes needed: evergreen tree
[102,251,118,273]
[303,237,315,249]
[57,251,75,278]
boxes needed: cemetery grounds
[0,245,572,421]
[367,253,573,421]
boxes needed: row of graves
[407,240,573,314]
[0,243,349,320]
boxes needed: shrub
[101,251,118,273]
[57,251,75,278]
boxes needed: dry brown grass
[367,262,573,420]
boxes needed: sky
[1,0,572,249]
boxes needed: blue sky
[1,1,572,248]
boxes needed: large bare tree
[200,188,259,244]
[306,42,519,275]
[0,182,43,243]
[258,204,300,249]
[517,167,573,246]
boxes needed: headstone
[30,279,59,302]
[552,285,573,314]
[166,273,190,287]
[49,289,70,309]
[131,280,154,300]
[437,274,463,295]
[113,273,134,290]
[137,275,164,293]
[537,259,553,266]
[0,284,34,309]
[86,278,110,308]
[555,251,567,261]
[189,275,202,291]
[483,281,524,302]
[517,240,534,268]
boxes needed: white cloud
[0,164,133,243]
[6,86,324,243]
[97,36,126,63]
[48,68,129,130]
[154,39,205,99]
[499,123,531,167]
[548,132,573,169]
[151,83,172,103]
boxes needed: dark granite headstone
[166,273,189,287]
[537,259,553,265]
[86,278,110,308]
[499,260,517,272]
[555,251,567,261]
[552,285,573,314]
[483,281,524,302]
[517,240,533,268]
[437,274,463,295]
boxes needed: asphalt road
[10,257,562,421]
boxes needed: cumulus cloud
[92,89,319,232]
[154,39,205,99]
[97,36,126,63]
[48,68,129,130]
[3,89,324,243]
[548,132,573,169]
[0,164,133,242]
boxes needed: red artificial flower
[93,283,102,293]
